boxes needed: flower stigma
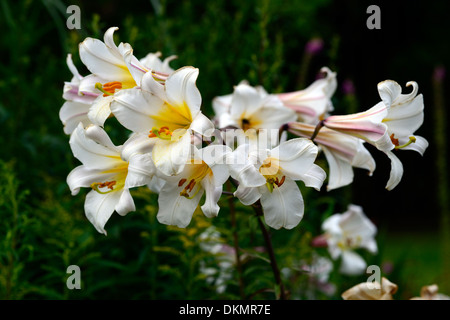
[259,159,286,193]
[394,136,416,149]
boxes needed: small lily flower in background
[288,122,375,190]
[67,124,155,235]
[341,277,398,300]
[231,138,326,229]
[410,284,450,300]
[198,227,235,294]
[277,67,337,125]
[156,145,231,228]
[138,51,176,75]
[111,66,215,176]
[321,204,377,276]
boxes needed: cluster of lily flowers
[60,27,428,252]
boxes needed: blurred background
[0,0,449,299]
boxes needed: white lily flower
[288,122,375,190]
[78,27,174,127]
[213,82,297,132]
[139,51,177,75]
[321,204,377,276]
[156,145,231,228]
[376,80,429,190]
[67,124,155,235]
[110,66,215,176]
[278,67,337,124]
[231,138,326,229]
[322,80,428,190]
[60,54,99,134]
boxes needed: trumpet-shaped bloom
[278,67,337,124]
[322,80,428,190]
[230,138,326,229]
[376,80,429,190]
[156,145,231,228]
[60,54,99,134]
[79,27,174,127]
[110,66,214,176]
[67,124,155,234]
[213,82,297,132]
[288,122,375,190]
[321,204,377,275]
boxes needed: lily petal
[84,188,123,235]
[125,153,155,189]
[272,138,320,179]
[401,135,428,155]
[87,95,114,127]
[200,177,222,218]
[385,151,404,190]
[165,66,201,115]
[322,146,354,191]
[79,27,131,81]
[111,87,165,133]
[259,177,304,229]
[152,131,192,176]
[67,166,116,196]
[234,184,262,205]
[190,112,215,137]
[115,188,136,216]
[59,101,91,135]
[340,250,367,276]
[69,124,122,169]
[157,179,204,228]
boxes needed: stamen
[95,82,122,97]
[187,179,196,192]
[179,179,199,198]
[277,176,286,187]
[178,178,187,187]
[395,136,416,149]
[148,127,173,140]
[390,133,400,147]
[91,181,117,194]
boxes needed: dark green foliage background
[0,0,448,299]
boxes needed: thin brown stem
[310,120,324,142]
[252,201,287,300]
